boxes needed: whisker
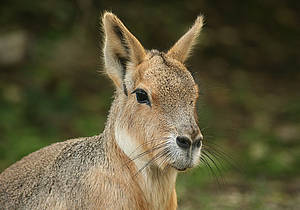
[201,155,221,187]
[203,148,229,172]
[200,156,221,187]
[204,141,235,162]
[128,137,170,157]
[157,148,171,169]
[202,150,226,185]
[203,143,241,172]
[133,149,168,178]
[123,142,168,167]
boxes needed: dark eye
[132,88,151,106]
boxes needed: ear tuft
[167,15,204,63]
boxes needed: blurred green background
[0,0,299,209]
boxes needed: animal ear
[102,12,146,94]
[167,15,204,63]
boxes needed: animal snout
[176,132,203,150]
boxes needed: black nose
[176,136,191,149]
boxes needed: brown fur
[0,12,204,209]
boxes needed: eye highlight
[132,88,151,106]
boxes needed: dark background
[0,0,299,209]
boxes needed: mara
[0,12,204,210]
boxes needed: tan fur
[167,16,204,63]
[0,12,204,209]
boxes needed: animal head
[102,12,203,171]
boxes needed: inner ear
[116,52,129,95]
[113,26,130,95]
[167,15,203,63]
[113,25,130,55]
[102,12,146,95]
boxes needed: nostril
[193,139,202,148]
[176,136,191,149]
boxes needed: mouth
[171,162,192,172]
[169,149,201,172]
[155,138,202,172]
[173,166,188,171]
